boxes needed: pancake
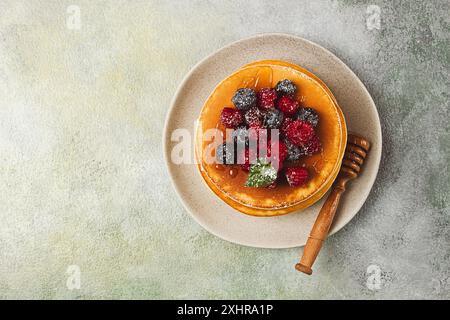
[195,60,347,216]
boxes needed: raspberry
[285,167,309,187]
[303,133,322,155]
[285,120,315,146]
[275,79,297,97]
[216,142,235,165]
[284,138,305,161]
[257,88,277,110]
[244,107,263,127]
[277,96,299,117]
[296,107,319,127]
[232,88,257,111]
[220,107,243,128]
[263,108,284,129]
[280,117,293,136]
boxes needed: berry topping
[257,88,278,110]
[244,107,263,127]
[284,138,305,161]
[214,79,321,190]
[231,126,249,147]
[275,79,297,97]
[245,159,278,188]
[296,107,319,127]
[277,96,299,117]
[220,107,243,128]
[232,88,257,111]
[285,120,315,146]
[263,108,284,129]
[216,142,235,165]
[303,133,322,155]
[285,167,309,187]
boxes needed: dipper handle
[295,133,371,275]
[295,187,344,275]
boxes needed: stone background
[0,0,448,299]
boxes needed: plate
[163,33,382,248]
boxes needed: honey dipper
[295,133,370,275]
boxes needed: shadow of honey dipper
[295,133,371,275]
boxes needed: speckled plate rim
[163,33,382,248]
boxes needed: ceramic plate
[163,33,381,248]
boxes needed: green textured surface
[0,0,449,299]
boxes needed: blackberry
[231,126,249,147]
[284,138,305,161]
[263,108,284,129]
[216,142,235,165]
[275,79,297,97]
[296,107,319,127]
[232,88,257,111]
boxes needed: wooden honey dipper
[295,133,370,275]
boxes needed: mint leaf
[245,159,277,187]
